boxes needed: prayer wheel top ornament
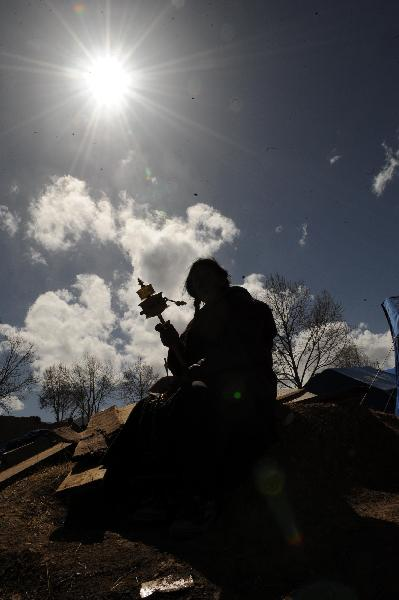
[136,278,186,322]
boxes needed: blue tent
[382,297,399,415]
[305,366,397,412]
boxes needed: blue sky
[0,0,398,416]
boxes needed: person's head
[185,258,230,306]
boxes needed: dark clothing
[168,286,277,424]
[168,285,276,379]
[105,286,277,497]
[167,286,278,480]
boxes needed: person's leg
[169,380,217,493]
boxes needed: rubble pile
[55,404,135,497]
[0,392,398,599]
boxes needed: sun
[85,56,131,109]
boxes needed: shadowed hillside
[1,395,399,599]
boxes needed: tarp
[382,297,399,415]
[332,367,396,392]
[305,367,396,412]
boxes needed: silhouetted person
[156,258,277,489]
[104,258,277,531]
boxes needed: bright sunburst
[85,56,131,109]
[0,1,247,175]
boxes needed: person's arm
[167,347,187,376]
[155,321,188,376]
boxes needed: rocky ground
[1,398,399,599]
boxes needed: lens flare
[73,3,86,14]
[253,458,303,546]
[145,167,157,184]
[287,528,304,546]
[254,462,285,496]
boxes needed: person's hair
[185,258,230,315]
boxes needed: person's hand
[188,358,207,381]
[155,321,180,348]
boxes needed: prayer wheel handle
[136,278,188,371]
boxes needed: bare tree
[39,363,75,422]
[120,356,160,403]
[333,344,377,369]
[0,333,35,413]
[252,274,372,388]
[71,354,114,425]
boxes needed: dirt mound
[282,399,399,492]
[0,399,398,599]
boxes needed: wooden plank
[73,404,135,460]
[73,431,107,458]
[0,442,72,489]
[277,388,305,402]
[116,404,135,424]
[286,391,318,404]
[52,426,83,443]
[87,404,135,436]
[56,465,106,494]
[1,437,54,468]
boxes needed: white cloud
[116,196,239,368]
[350,323,395,369]
[329,154,341,165]
[0,204,20,236]
[27,175,116,251]
[13,176,239,373]
[28,248,47,266]
[0,395,24,414]
[23,274,119,372]
[117,196,238,297]
[242,273,265,297]
[299,223,308,246]
[275,225,283,234]
[372,143,399,197]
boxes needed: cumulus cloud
[0,395,24,414]
[116,196,238,294]
[23,274,119,372]
[350,323,395,369]
[14,176,240,373]
[0,396,25,415]
[329,154,341,165]
[27,175,116,250]
[0,204,20,236]
[28,248,47,266]
[372,143,399,197]
[275,225,283,234]
[242,273,265,297]
[299,223,308,246]
[116,196,239,367]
